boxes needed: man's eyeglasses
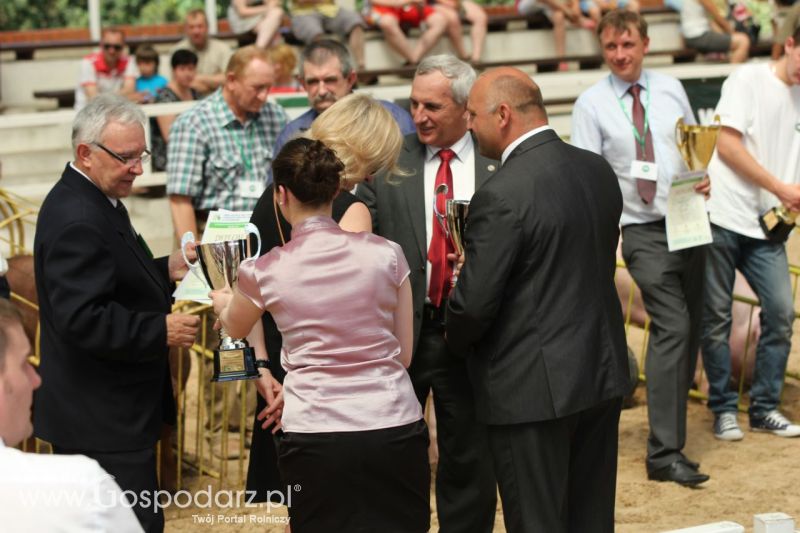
[103,43,124,51]
[93,142,151,166]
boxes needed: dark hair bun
[272,138,343,206]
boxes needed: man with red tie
[571,10,711,487]
[357,54,497,533]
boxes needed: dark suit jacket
[357,133,498,351]
[446,129,630,425]
[33,164,175,451]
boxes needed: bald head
[467,67,548,160]
[481,67,547,118]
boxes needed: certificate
[174,210,254,303]
[173,268,212,303]
[666,171,712,252]
[201,210,253,243]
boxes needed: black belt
[422,302,447,327]
[622,218,665,229]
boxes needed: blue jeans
[701,224,795,417]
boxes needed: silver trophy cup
[433,184,469,285]
[181,223,262,382]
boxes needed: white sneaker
[713,412,744,441]
[750,410,800,438]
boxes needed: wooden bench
[1,31,244,61]
[1,4,683,60]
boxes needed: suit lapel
[399,137,428,263]
[115,211,171,296]
[474,150,498,189]
[62,167,170,298]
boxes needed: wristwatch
[254,359,270,373]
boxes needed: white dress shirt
[571,70,696,226]
[424,132,476,294]
[0,439,143,532]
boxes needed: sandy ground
[164,371,800,532]
[164,240,800,533]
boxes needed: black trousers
[622,221,704,470]
[489,397,623,533]
[278,420,431,533]
[54,445,163,533]
[409,317,496,533]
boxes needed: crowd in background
[2,2,800,533]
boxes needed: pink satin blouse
[237,215,422,433]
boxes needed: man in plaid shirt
[167,45,288,241]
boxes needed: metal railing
[616,258,800,411]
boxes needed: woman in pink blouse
[210,132,429,529]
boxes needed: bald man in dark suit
[447,67,630,533]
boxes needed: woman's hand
[257,387,285,434]
[209,287,233,317]
[255,366,280,405]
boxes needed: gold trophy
[675,115,721,172]
[433,184,469,285]
[759,205,797,242]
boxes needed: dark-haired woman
[211,99,430,532]
[243,93,400,506]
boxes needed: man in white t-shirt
[679,0,750,63]
[74,28,140,110]
[0,299,143,532]
[702,26,800,441]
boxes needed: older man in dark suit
[33,94,199,533]
[447,67,630,533]
[357,54,497,533]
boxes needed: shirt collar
[290,215,338,238]
[424,131,472,163]
[501,125,552,165]
[609,72,647,99]
[213,89,260,128]
[69,162,117,207]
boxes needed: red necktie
[629,84,656,204]
[428,148,455,307]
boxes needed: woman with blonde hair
[224,94,428,531]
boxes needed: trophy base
[759,209,795,243]
[212,345,260,382]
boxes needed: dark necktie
[427,148,455,308]
[116,201,137,239]
[629,84,656,204]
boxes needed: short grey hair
[299,39,355,79]
[415,54,476,105]
[71,94,146,152]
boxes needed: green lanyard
[233,122,255,174]
[219,98,255,174]
[612,75,651,160]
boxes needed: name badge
[239,181,264,199]
[630,160,658,181]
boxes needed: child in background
[135,45,167,102]
[268,44,303,93]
